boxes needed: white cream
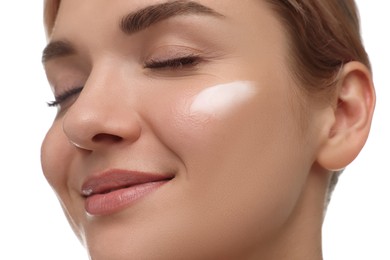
[189,81,256,118]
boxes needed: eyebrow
[120,0,224,34]
[42,40,75,63]
[42,0,223,63]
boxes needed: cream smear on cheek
[189,81,256,118]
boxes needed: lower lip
[84,181,169,216]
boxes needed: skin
[41,0,375,259]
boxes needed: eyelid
[143,54,202,69]
[47,86,83,107]
[144,44,203,60]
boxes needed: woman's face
[42,0,325,259]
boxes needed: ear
[316,61,376,170]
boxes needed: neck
[248,165,331,260]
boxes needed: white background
[0,1,388,259]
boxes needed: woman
[41,0,375,259]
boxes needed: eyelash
[47,86,83,107]
[144,55,202,69]
[47,56,201,107]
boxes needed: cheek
[162,81,259,146]
[41,122,92,242]
[188,81,256,118]
[157,79,308,207]
[148,80,312,252]
[41,122,73,191]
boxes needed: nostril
[92,133,123,143]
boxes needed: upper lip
[81,169,174,197]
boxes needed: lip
[81,169,174,216]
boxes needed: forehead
[51,0,281,37]
[48,0,289,63]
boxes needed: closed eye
[47,86,83,107]
[144,55,202,70]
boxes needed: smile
[81,169,174,216]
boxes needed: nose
[62,77,142,152]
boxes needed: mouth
[81,169,174,216]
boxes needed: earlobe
[317,61,376,171]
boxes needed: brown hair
[264,0,370,94]
[44,0,61,38]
